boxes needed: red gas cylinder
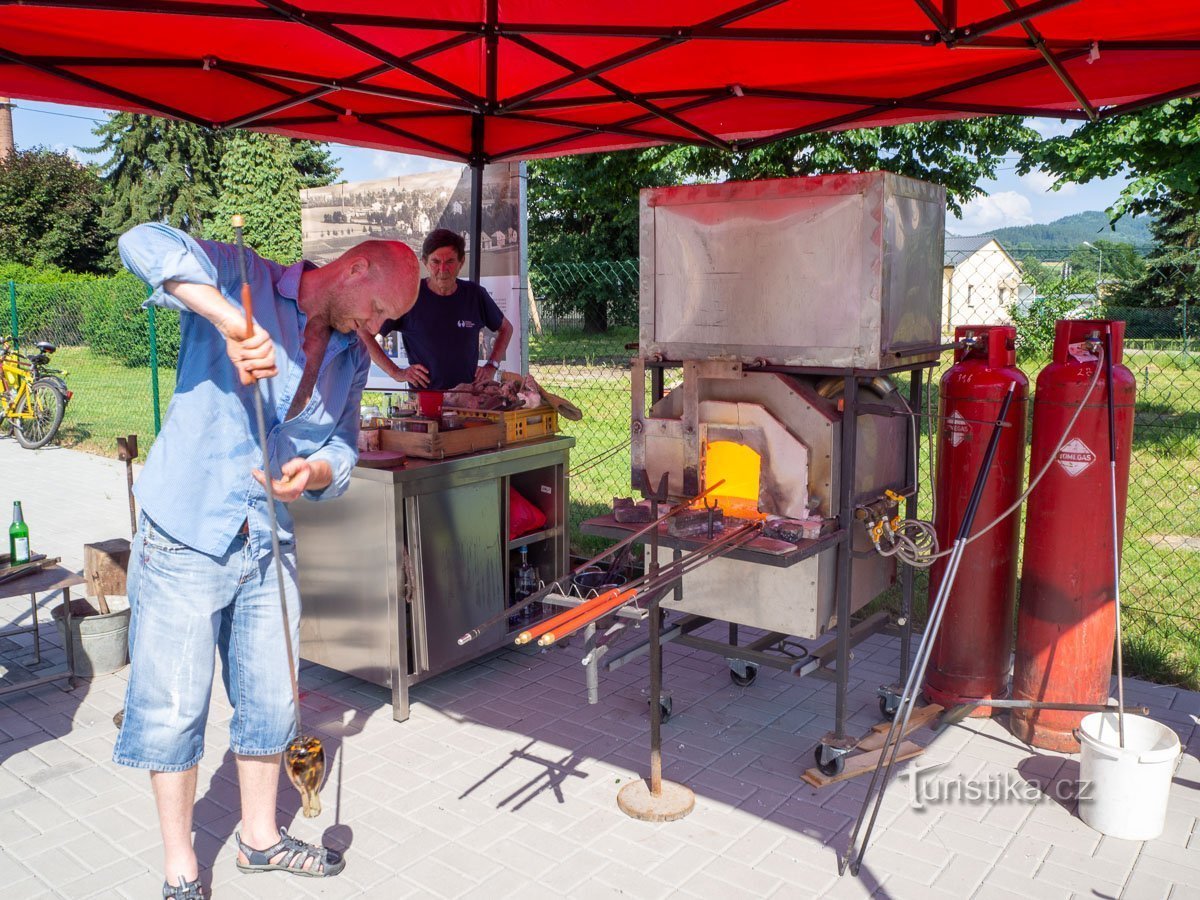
[1011,320,1136,752]
[924,325,1028,714]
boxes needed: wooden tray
[379,418,504,459]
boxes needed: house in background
[942,235,1029,332]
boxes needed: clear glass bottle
[9,501,30,565]
[512,545,540,623]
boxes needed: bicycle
[1,336,71,449]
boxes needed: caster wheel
[730,666,758,687]
[814,745,844,777]
[879,695,899,720]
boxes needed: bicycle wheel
[15,379,66,449]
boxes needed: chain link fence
[5,275,173,456]
[5,243,1198,684]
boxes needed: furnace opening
[702,440,767,520]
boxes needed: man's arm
[119,223,276,380]
[475,316,514,383]
[357,328,430,388]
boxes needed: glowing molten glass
[702,441,767,520]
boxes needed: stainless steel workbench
[293,435,573,721]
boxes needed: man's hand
[216,313,277,381]
[473,362,498,384]
[404,364,431,388]
[252,457,331,502]
[163,280,277,381]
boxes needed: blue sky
[10,99,1128,236]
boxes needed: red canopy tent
[2,1,1198,270]
[2,0,1198,163]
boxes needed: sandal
[162,875,204,899]
[234,827,345,878]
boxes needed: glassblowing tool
[232,214,325,818]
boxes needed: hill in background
[951,211,1154,259]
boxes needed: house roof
[945,234,994,267]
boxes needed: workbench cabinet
[293,436,572,721]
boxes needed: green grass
[44,345,175,456]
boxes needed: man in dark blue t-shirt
[365,229,513,391]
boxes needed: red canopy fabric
[1,1,1198,162]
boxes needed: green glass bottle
[9,501,30,565]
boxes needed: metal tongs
[232,215,325,818]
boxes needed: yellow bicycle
[1,336,70,449]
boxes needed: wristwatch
[484,359,499,368]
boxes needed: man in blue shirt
[363,228,513,390]
[115,223,419,898]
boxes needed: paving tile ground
[1,441,1198,898]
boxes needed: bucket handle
[1074,728,1183,764]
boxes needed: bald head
[307,239,420,334]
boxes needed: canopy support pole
[469,114,485,285]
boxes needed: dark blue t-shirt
[380,279,504,390]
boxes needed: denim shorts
[113,512,300,771]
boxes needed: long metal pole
[1103,330,1126,747]
[843,381,1016,877]
[459,480,726,644]
[834,375,858,740]
[7,283,16,348]
[232,216,303,739]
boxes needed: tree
[1104,204,1199,312]
[90,113,224,240]
[1021,99,1200,219]
[650,117,1041,216]
[90,113,339,257]
[528,150,678,331]
[205,132,304,263]
[1064,239,1146,290]
[0,148,111,272]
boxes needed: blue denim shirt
[119,223,368,559]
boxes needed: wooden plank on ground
[801,740,924,788]
[870,703,943,736]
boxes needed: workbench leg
[584,621,599,705]
[899,370,922,682]
[29,592,40,665]
[62,587,76,688]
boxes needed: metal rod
[459,480,726,644]
[899,372,921,681]
[647,492,663,796]
[232,215,303,738]
[954,699,1149,712]
[535,522,761,645]
[834,375,858,740]
[1103,330,1126,747]
[843,381,1016,877]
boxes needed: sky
[9,99,1128,236]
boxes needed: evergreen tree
[206,132,304,263]
[89,113,338,261]
[89,113,223,240]
[1106,204,1200,310]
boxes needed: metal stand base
[617,778,696,822]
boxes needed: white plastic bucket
[1077,712,1181,840]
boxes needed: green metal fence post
[7,280,16,343]
[147,286,162,434]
